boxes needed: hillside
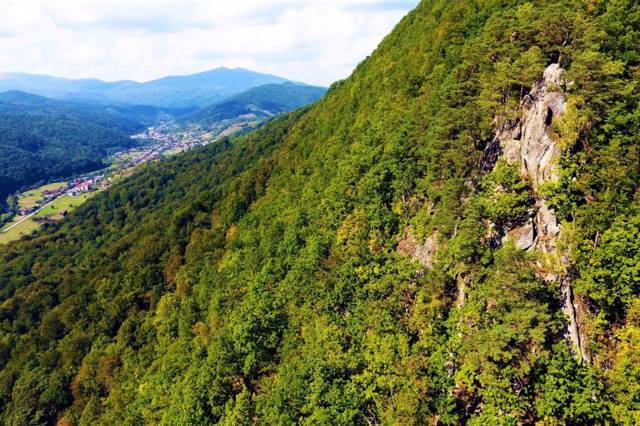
[0,68,291,109]
[1,1,639,425]
[0,92,143,201]
[183,83,327,127]
[0,74,113,102]
[0,91,167,125]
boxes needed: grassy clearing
[34,193,95,219]
[0,218,40,244]
[19,182,67,209]
[1,192,97,245]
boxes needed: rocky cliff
[496,63,590,363]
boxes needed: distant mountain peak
[0,68,302,109]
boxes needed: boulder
[504,220,535,250]
[397,228,439,268]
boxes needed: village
[16,176,107,217]
[18,124,212,215]
[1,124,214,244]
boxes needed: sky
[0,0,420,86]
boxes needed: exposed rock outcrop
[561,276,592,363]
[397,228,439,269]
[499,64,565,256]
[456,273,468,308]
[533,200,561,255]
[503,219,535,250]
[495,64,589,363]
[499,63,566,193]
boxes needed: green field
[19,182,67,209]
[34,193,94,219]
[0,218,40,245]
[0,192,97,245]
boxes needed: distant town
[21,124,212,212]
[0,123,216,244]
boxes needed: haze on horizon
[0,0,420,86]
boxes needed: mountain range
[0,68,293,109]
[0,1,639,425]
[0,72,326,200]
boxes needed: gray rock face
[503,219,535,250]
[499,63,566,192]
[561,276,591,363]
[396,229,439,269]
[534,200,561,254]
[494,64,589,363]
[496,64,566,253]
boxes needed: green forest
[0,91,144,202]
[0,0,639,424]
[183,83,327,126]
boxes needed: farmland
[18,182,66,209]
[0,218,40,245]
[0,191,96,245]
[34,193,94,218]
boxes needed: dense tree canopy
[0,1,638,424]
[0,91,144,201]
[183,83,327,126]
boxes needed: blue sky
[0,0,420,86]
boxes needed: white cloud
[0,0,42,36]
[0,0,419,85]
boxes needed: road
[1,127,206,237]
[0,197,57,233]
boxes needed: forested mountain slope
[0,91,143,201]
[183,83,327,126]
[1,1,639,424]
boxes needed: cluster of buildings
[126,126,211,167]
[131,127,177,144]
[18,205,39,216]
[15,124,211,219]
[42,186,66,198]
[68,176,104,196]
[17,176,104,216]
[129,144,176,167]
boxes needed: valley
[0,123,214,244]
[0,74,325,245]
[0,1,639,424]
